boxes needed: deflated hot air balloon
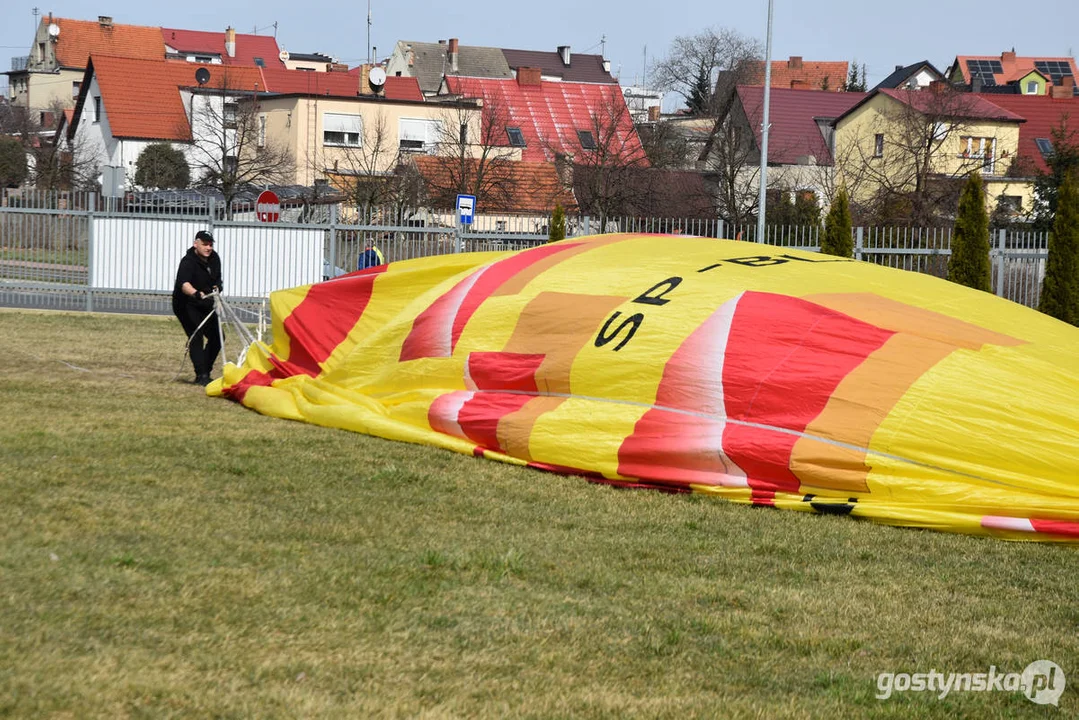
[211,234,1079,541]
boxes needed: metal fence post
[455,218,463,253]
[86,192,96,312]
[717,218,725,239]
[855,226,864,262]
[328,203,338,277]
[996,229,1006,297]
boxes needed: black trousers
[175,304,221,377]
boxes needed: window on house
[1036,138,1053,158]
[72,81,81,98]
[959,136,997,173]
[998,195,1022,214]
[254,57,265,68]
[92,96,101,123]
[38,42,45,63]
[323,112,362,147]
[460,122,468,146]
[873,133,884,157]
[577,129,597,150]
[223,102,238,128]
[399,118,441,153]
[506,126,526,147]
[1026,80,1039,94]
[258,114,266,148]
[224,155,238,175]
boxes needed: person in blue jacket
[358,240,385,270]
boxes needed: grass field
[1,309,1075,718]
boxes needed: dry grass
[0,309,1076,718]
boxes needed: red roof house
[161,27,286,69]
[730,85,866,165]
[48,16,165,69]
[743,56,849,92]
[443,74,644,163]
[974,93,1079,174]
[411,155,577,213]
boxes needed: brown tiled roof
[412,155,577,214]
[49,17,165,69]
[744,56,849,92]
[501,48,616,84]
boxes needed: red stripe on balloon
[722,292,895,493]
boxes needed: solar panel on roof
[1034,61,1074,82]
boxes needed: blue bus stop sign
[456,194,476,225]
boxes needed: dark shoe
[195,373,211,386]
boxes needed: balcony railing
[10,56,29,72]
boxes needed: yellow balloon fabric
[211,234,1079,541]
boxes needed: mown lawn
[0,309,1075,718]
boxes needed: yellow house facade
[255,94,516,189]
[833,88,1030,215]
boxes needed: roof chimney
[929,80,947,94]
[788,56,803,70]
[972,75,983,92]
[557,45,571,67]
[1052,75,1077,99]
[647,105,661,122]
[448,38,458,73]
[603,59,611,74]
[517,67,542,86]
[1001,50,1016,65]
[225,27,236,58]
[98,16,113,28]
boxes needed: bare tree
[701,105,760,226]
[836,87,999,225]
[186,74,294,215]
[649,27,762,116]
[422,93,520,209]
[569,93,653,225]
[317,108,410,211]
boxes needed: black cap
[195,230,214,244]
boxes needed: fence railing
[0,192,1051,316]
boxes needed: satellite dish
[195,67,211,86]
[278,50,289,62]
[47,23,60,38]
[368,66,386,94]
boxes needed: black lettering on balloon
[632,276,682,306]
[595,311,644,351]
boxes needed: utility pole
[756,0,774,244]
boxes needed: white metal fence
[0,191,1051,316]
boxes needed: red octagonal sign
[256,189,280,222]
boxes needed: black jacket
[172,246,222,314]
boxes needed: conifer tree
[548,203,566,243]
[1039,171,1079,325]
[947,172,992,292]
[821,187,853,257]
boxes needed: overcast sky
[3,0,1078,110]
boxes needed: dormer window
[506,127,526,147]
[577,130,596,150]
